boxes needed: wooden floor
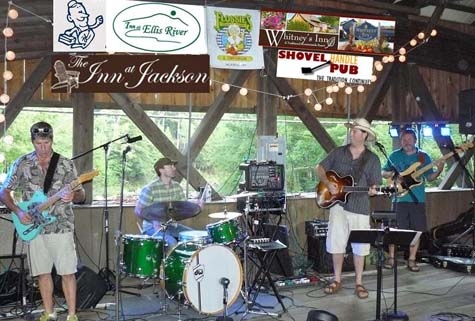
[1,258,474,321]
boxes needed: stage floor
[1,258,475,321]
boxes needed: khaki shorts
[28,232,78,276]
[326,204,371,256]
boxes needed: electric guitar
[388,142,473,197]
[315,170,395,208]
[12,169,99,241]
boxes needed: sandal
[407,259,420,272]
[324,281,342,294]
[384,257,395,269]
[354,284,369,299]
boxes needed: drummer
[135,157,194,249]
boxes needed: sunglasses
[31,127,52,134]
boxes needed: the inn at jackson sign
[51,54,210,93]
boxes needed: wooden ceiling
[2,0,475,76]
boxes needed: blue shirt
[382,148,434,203]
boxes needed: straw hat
[344,118,376,142]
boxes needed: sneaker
[38,312,57,321]
[67,315,79,321]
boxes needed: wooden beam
[264,51,337,153]
[0,56,51,136]
[359,63,394,119]
[109,93,216,196]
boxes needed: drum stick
[136,222,143,234]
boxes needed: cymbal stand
[153,220,174,313]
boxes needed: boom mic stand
[72,134,129,290]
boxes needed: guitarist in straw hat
[382,128,444,272]
[315,118,382,299]
[0,121,86,321]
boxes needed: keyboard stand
[246,244,287,314]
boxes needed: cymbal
[227,191,258,199]
[141,201,201,221]
[208,211,242,219]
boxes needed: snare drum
[122,234,163,278]
[178,230,211,246]
[163,243,243,314]
[206,218,240,244]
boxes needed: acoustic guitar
[387,142,473,197]
[12,169,99,241]
[316,170,394,208]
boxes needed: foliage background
[0,108,471,201]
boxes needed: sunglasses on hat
[31,127,52,134]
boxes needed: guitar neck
[413,153,453,179]
[37,177,82,212]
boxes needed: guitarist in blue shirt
[0,122,86,321]
[382,129,444,272]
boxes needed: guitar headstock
[77,169,99,184]
[455,142,474,152]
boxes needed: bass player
[315,118,382,299]
[382,128,444,272]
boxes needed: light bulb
[399,55,406,63]
[239,87,248,96]
[3,70,13,81]
[8,9,19,19]
[375,64,383,72]
[388,55,395,63]
[430,29,437,37]
[371,75,377,82]
[0,114,4,123]
[338,81,345,88]
[332,85,339,93]
[304,88,312,96]
[3,135,13,145]
[0,94,10,104]
[357,85,365,93]
[2,27,13,38]
[326,86,333,93]
[382,56,389,64]
[398,47,406,55]
[417,32,425,40]
[5,50,15,61]
[221,83,230,92]
[345,87,353,94]
[325,97,333,105]
[314,103,322,111]
[410,39,417,46]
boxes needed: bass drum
[163,243,243,314]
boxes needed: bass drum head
[182,244,243,314]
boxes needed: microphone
[220,277,230,287]
[125,135,142,144]
[123,146,132,156]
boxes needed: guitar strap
[43,152,60,194]
[352,148,369,184]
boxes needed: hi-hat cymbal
[141,201,201,221]
[227,191,259,199]
[208,211,242,219]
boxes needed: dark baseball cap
[154,157,177,173]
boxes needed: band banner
[50,54,210,93]
[206,7,264,70]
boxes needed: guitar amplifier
[305,220,329,237]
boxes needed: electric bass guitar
[388,142,473,197]
[12,169,99,241]
[316,170,395,208]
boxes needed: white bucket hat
[344,118,376,142]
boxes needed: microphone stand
[216,278,232,321]
[72,134,129,291]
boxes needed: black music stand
[349,228,421,321]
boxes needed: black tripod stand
[72,134,141,294]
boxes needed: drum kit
[119,201,247,317]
